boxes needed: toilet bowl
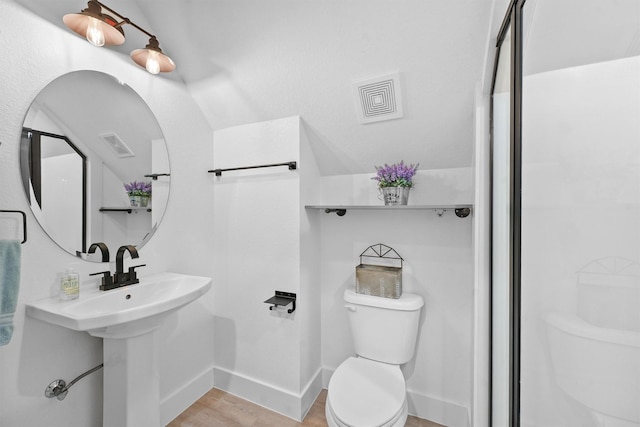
[545,312,640,426]
[325,289,424,427]
[326,357,408,427]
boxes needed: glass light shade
[85,17,105,46]
[145,50,161,75]
[130,47,176,74]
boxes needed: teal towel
[0,240,21,346]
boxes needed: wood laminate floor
[168,388,445,427]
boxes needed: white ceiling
[14,0,640,174]
[13,0,498,175]
[523,0,640,76]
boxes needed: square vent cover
[100,132,135,158]
[352,72,403,124]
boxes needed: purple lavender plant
[124,181,152,196]
[372,161,419,188]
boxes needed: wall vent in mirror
[101,133,135,158]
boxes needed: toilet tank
[344,289,424,364]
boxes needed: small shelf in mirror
[100,207,152,214]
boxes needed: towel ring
[0,210,27,244]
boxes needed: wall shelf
[305,204,472,218]
[99,207,152,214]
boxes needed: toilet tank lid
[344,289,424,311]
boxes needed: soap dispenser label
[60,274,79,300]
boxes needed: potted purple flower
[124,181,152,207]
[372,161,419,205]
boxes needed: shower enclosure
[491,1,640,426]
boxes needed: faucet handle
[126,264,146,285]
[90,270,114,290]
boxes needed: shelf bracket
[454,208,471,218]
[264,291,296,314]
[324,208,347,216]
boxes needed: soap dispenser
[59,268,80,301]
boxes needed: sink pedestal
[101,331,160,427]
[90,315,168,427]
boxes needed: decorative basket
[129,195,150,207]
[355,243,403,299]
[381,187,410,205]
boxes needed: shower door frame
[490,0,525,425]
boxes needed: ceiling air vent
[100,132,135,158]
[352,72,403,124]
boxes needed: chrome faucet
[90,245,145,291]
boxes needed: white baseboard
[323,367,470,427]
[300,369,324,420]
[160,367,214,426]
[406,388,470,427]
[213,366,323,422]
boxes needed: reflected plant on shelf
[372,161,419,206]
[124,181,152,207]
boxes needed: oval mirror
[20,71,170,261]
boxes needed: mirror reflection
[20,71,170,260]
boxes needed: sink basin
[26,271,211,338]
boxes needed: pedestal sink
[26,272,212,427]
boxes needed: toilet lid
[328,357,406,427]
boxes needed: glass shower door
[519,1,640,426]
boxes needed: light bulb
[145,50,160,74]
[86,17,105,47]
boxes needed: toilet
[326,289,424,427]
[545,312,640,426]
[543,257,640,426]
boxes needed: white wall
[41,153,83,253]
[0,2,214,426]
[520,56,640,427]
[472,82,491,427]
[211,116,322,420]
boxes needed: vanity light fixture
[63,1,175,74]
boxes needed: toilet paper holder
[264,291,297,313]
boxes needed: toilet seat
[327,357,406,427]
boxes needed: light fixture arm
[91,1,157,40]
